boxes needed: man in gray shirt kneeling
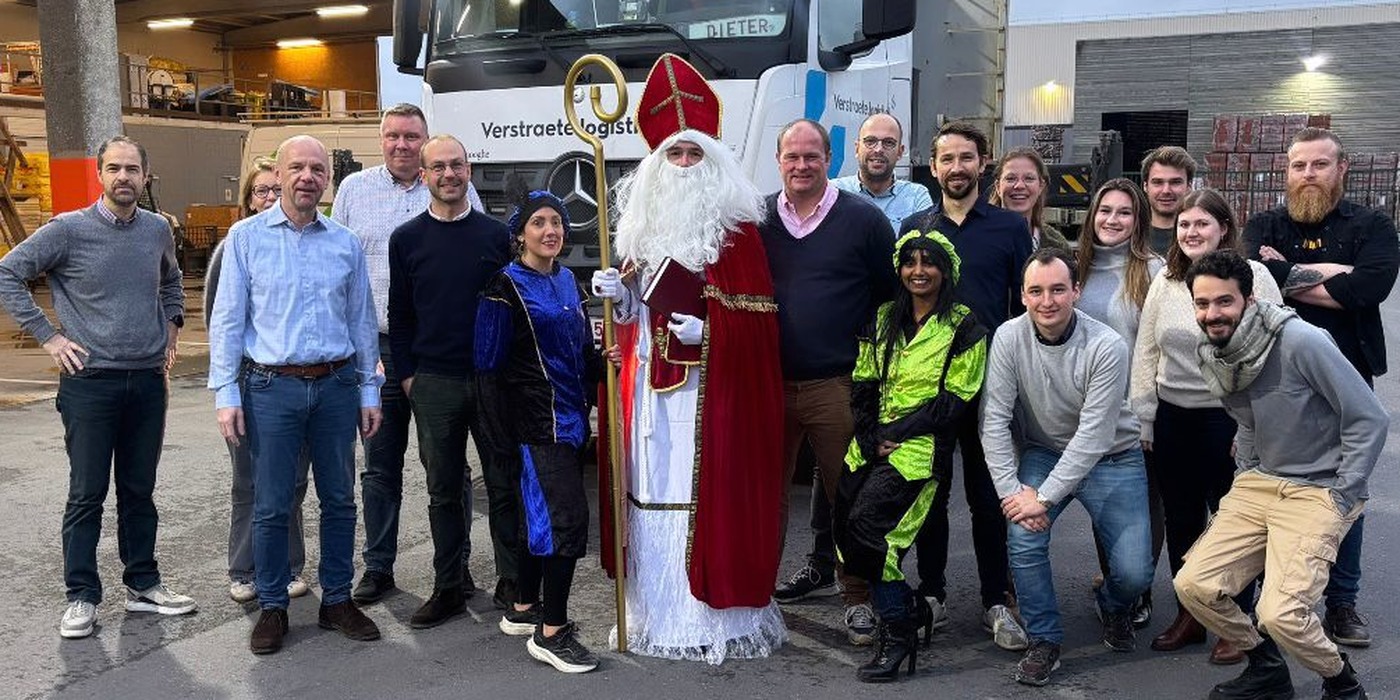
[1175,251,1386,700]
[981,247,1154,687]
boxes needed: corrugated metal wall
[1071,23,1400,162]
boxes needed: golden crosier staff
[563,53,629,654]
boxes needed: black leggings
[517,553,578,627]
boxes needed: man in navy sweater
[386,135,511,629]
[899,121,1034,650]
[759,118,897,646]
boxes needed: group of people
[0,52,1391,697]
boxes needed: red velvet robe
[599,222,785,609]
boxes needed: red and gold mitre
[636,53,722,151]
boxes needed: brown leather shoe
[1209,637,1245,665]
[318,600,381,641]
[1150,609,1207,651]
[250,608,289,655]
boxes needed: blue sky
[1010,0,1389,24]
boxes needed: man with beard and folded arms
[209,136,384,654]
[387,135,510,628]
[1141,146,1196,256]
[1243,127,1399,650]
[832,112,934,234]
[1175,250,1386,700]
[898,121,1033,650]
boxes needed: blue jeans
[1324,514,1363,609]
[1007,447,1154,644]
[57,368,167,604]
[244,363,361,609]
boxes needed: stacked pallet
[1205,114,1326,222]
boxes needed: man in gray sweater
[1175,251,1385,700]
[981,248,1154,687]
[0,135,196,640]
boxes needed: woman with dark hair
[1131,188,1281,663]
[1075,177,1165,631]
[475,190,606,674]
[208,156,311,604]
[989,148,1072,252]
[836,230,988,683]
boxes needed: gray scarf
[1197,300,1297,397]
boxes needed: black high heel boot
[912,594,934,646]
[857,617,919,682]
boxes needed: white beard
[613,130,765,272]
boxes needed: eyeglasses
[252,185,282,198]
[427,161,469,176]
[861,137,901,151]
[1000,174,1041,185]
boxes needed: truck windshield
[436,0,791,42]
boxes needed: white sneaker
[844,603,877,646]
[984,604,1030,651]
[60,600,97,639]
[924,596,951,631]
[126,583,198,615]
[229,580,256,603]
[287,576,310,598]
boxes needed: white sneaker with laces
[845,603,877,646]
[984,604,1030,651]
[126,583,198,615]
[924,596,951,631]
[229,580,256,603]
[287,576,310,598]
[60,600,97,639]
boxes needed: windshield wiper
[546,23,735,78]
[505,31,572,72]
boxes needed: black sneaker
[527,621,599,673]
[410,587,467,629]
[493,578,518,611]
[773,564,838,604]
[461,565,477,597]
[351,570,396,605]
[499,603,542,636]
[1131,595,1152,630]
[1324,605,1371,648]
[1015,640,1061,686]
[1102,611,1136,652]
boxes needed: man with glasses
[385,135,510,629]
[331,105,510,611]
[832,113,933,233]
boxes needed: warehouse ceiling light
[1302,54,1327,72]
[147,18,194,30]
[277,38,325,48]
[1042,80,1059,91]
[316,5,370,18]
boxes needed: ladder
[0,117,29,249]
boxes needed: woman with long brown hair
[988,148,1071,252]
[1130,188,1281,663]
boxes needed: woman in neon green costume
[835,229,989,683]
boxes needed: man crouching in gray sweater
[1175,250,1387,700]
[981,248,1154,687]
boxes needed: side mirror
[393,0,426,76]
[862,0,916,41]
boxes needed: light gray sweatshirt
[0,204,182,369]
[982,310,1142,504]
[1218,315,1389,513]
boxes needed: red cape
[598,222,785,609]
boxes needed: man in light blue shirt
[208,135,384,655]
[832,113,934,233]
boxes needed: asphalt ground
[0,282,1397,699]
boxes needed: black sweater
[759,190,897,380]
[387,210,510,379]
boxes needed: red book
[641,257,707,320]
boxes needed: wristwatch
[169,314,185,329]
[1035,493,1055,510]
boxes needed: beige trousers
[1174,470,1361,677]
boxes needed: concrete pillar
[36,0,122,214]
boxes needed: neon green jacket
[844,303,987,481]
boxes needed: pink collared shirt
[777,183,839,239]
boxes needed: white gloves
[591,268,625,300]
[668,312,704,346]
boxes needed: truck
[391,0,1009,273]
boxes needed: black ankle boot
[1321,653,1368,700]
[856,618,918,683]
[1208,636,1295,700]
